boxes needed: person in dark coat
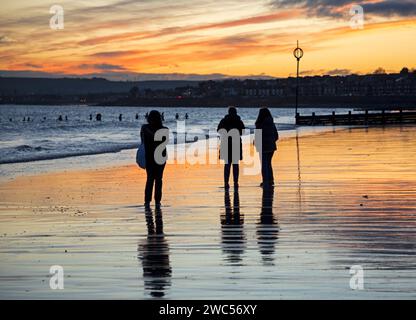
[217,107,245,189]
[140,110,169,207]
[255,107,279,187]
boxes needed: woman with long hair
[140,110,169,207]
[255,107,279,188]
[217,106,245,189]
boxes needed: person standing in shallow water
[255,107,279,188]
[140,110,169,207]
[217,107,245,189]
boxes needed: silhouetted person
[89,114,93,121]
[217,106,245,189]
[9,118,12,122]
[255,107,278,187]
[221,188,245,264]
[65,116,68,121]
[175,113,179,120]
[141,110,169,206]
[96,113,102,121]
[185,113,189,120]
[136,113,139,120]
[58,115,63,121]
[256,186,278,266]
[23,117,26,122]
[119,114,123,121]
[27,117,31,122]
[138,206,171,298]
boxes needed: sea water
[0,105,353,180]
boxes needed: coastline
[0,124,350,182]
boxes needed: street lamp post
[293,41,304,122]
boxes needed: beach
[0,126,415,299]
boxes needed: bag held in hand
[136,144,146,169]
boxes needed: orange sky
[0,0,415,80]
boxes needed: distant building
[190,72,416,98]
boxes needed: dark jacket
[140,124,169,166]
[217,114,245,163]
[255,117,278,153]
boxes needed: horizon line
[1,67,414,82]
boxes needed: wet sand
[0,126,415,299]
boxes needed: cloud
[83,33,293,73]
[78,63,127,71]
[364,1,416,17]
[269,0,416,18]
[21,63,43,69]
[325,68,352,76]
[78,9,301,47]
[1,1,414,78]
[88,50,144,58]
[189,9,302,30]
[300,69,325,76]
[0,70,64,78]
[78,32,150,46]
[0,35,16,44]
[299,68,352,76]
[0,69,275,81]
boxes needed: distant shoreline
[1,96,415,108]
[2,73,415,108]
[96,96,416,108]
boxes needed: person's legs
[261,152,268,184]
[261,152,274,186]
[232,164,239,186]
[145,166,155,204]
[268,151,275,185]
[224,163,231,188]
[154,164,165,204]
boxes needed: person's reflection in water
[138,206,171,298]
[257,186,279,266]
[221,188,246,264]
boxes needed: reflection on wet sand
[295,130,303,206]
[257,187,279,266]
[221,188,245,264]
[1,127,415,299]
[138,206,171,298]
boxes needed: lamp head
[293,46,303,60]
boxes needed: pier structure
[296,109,416,126]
